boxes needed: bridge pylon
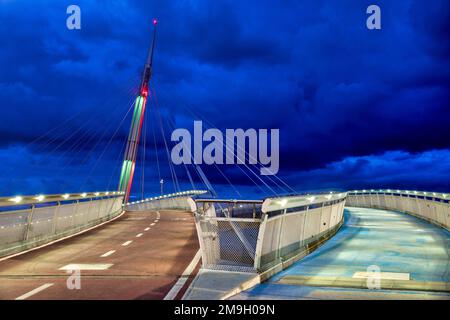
[118,19,158,203]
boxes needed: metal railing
[0,191,124,258]
[192,192,347,273]
[347,189,450,230]
[125,190,209,211]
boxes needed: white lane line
[154,220,158,223]
[164,249,202,300]
[15,283,54,300]
[101,250,116,257]
[144,227,150,231]
[59,263,113,271]
[150,223,155,226]
[122,240,133,246]
[156,211,160,219]
[136,233,143,238]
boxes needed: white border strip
[164,249,202,300]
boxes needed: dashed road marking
[136,233,143,238]
[101,250,116,257]
[122,240,132,246]
[15,283,54,300]
[144,227,150,231]
[150,223,155,226]
[59,263,113,270]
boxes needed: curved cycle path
[232,207,450,300]
[0,209,199,300]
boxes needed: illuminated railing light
[9,196,23,203]
[62,194,70,199]
[94,192,100,196]
[81,193,87,198]
[35,195,45,202]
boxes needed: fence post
[96,198,102,220]
[254,213,268,270]
[275,209,286,262]
[52,201,61,234]
[24,204,35,241]
[300,205,309,246]
[73,199,80,228]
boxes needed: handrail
[0,191,124,208]
[348,189,449,202]
[262,192,347,213]
[125,190,208,206]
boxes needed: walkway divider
[347,189,449,230]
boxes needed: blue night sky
[0,0,449,199]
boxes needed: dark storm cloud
[0,0,449,197]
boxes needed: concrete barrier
[0,192,124,258]
[346,190,450,230]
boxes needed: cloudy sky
[0,0,449,199]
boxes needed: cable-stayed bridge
[0,21,448,300]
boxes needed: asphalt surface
[232,207,450,300]
[0,209,199,300]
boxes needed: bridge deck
[231,207,450,300]
[0,210,199,300]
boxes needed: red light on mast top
[141,87,148,97]
[153,18,158,25]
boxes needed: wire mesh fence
[194,194,347,273]
[196,215,261,272]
